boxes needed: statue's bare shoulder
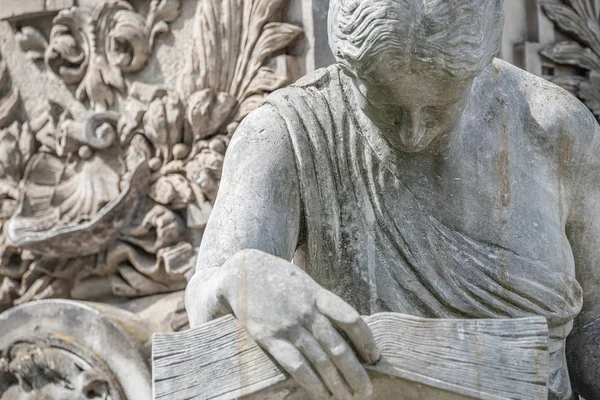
[481,59,600,177]
[483,61,600,322]
[228,104,293,162]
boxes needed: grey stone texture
[0,0,75,21]
[0,0,600,399]
[0,293,187,400]
[0,300,152,399]
[0,0,312,399]
[0,0,308,309]
[185,1,600,399]
[154,310,549,399]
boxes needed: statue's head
[329,0,504,152]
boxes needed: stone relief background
[0,2,311,396]
[0,0,599,399]
[0,0,308,313]
[502,0,600,121]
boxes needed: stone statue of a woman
[186,1,600,399]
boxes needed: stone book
[152,313,549,400]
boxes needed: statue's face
[350,63,474,153]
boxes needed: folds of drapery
[264,65,582,400]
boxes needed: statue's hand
[218,249,381,400]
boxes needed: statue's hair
[328,0,504,81]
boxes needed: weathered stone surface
[499,0,600,128]
[2,1,600,400]
[0,2,309,397]
[183,1,600,399]
[0,300,152,399]
[0,1,312,398]
[0,0,305,313]
[0,0,52,21]
[0,22,89,121]
[153,314,549,400]
[539,0,600,120]
[0,0,77,21]
[0,291,188,399]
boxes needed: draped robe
[264,65,582,400]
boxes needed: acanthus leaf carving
[17,0,181,111]
[178,0,302,127]
[0,54,20,129]
[0,0,302,312]
[14,26,48,61]
[148,0,182,46]
[541,0,600,118]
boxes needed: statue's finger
[316,290,380,364]
[258,336,330,400]
[291,326,353,400]
[309,313,373,397]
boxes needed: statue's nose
[398,110,426,147]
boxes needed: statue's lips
[6,160,150,258]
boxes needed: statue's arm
[184,104,379,399]
[564,106,600,399]
[185,105,302,327]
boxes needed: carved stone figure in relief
[186,0,600,399]
[0,0,302,312]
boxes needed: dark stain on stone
[498,122,511,208]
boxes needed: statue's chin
[395,144,429,153]
[372,124,435,154]
[386,134,436,154]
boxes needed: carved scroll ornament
[16,0,181,111]
[0,0,302,312]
